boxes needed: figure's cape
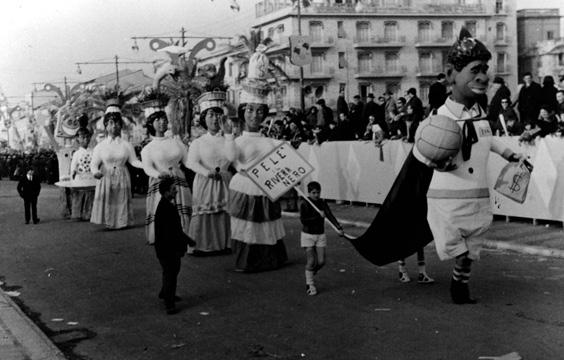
[350,151,434,266]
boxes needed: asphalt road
[0,181,563,360]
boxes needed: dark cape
[349,151,434,266]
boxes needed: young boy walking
[299,181,344,296]
[154,177,196,314]
[70,127,95,221]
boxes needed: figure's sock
[305,270,314,285]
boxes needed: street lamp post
[75,56,154,91]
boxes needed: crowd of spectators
[0,148,59,183]
[255,72,564,147]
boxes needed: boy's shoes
[417,272,435,284]
[33,218,40,224]
[306,284,317,296]
[450,279,478,305]
[166,306,179,315]
[158,292,182,302]
[398,271,411,283]
[25,221,29,224]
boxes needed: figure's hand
[431,157,458,172]
[508,153,526,162]
[207,170,216,179]
[337,228,345,237]
[93,172,104,179]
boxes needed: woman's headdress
[138,88,170,118]
[240,42,272,105]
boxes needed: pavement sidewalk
[0,286,66,360]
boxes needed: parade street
[0,180,562,360]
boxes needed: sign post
[245,142,351,238]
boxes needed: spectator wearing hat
[349,95,364,136]
[186,91,232,255]
[495,98,522,136]
[139,91,193,244]
[336,90,349,119]
[361,93,378,139]
[428,73,448,114]
[487,76,511,132]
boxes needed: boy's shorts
[300,232,327,248]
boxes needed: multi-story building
[202,0,517,113]
[517,8,564,82]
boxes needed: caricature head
[446,28,491,106]
[76,127,92,148]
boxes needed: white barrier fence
[297,137,564,223]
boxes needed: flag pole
[294,186,354,239]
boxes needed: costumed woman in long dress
[223,43,287,272]
[139,91,192,245]
[90,99,143,229]
[186,91,232,254]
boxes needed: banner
[289,35,312,66]
[246,142,314,201]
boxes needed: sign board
[289,35,312,66]
[246,141,314,201]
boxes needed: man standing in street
[17,168,41,224]
[428,73,448,114]
[383,91,397,127]
[405,88,424,122]
[517,72,543,127]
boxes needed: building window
[496,52,506,73]
[267,27,274,39]
[465,21,476,37]
[418,21,431,42]
[339,83,346,94]
[419,52,433,73]
[441,50,449,70]
[277,24,284,34]
[419,82,430,104]
[496,23,506,41]
[356,21,370,42]
[309,21,323,42]
[384,21,398,42]
[311,53,323,73]
[228,62,233,77]
[385,51,399,72]
[338,52,346,69]
[337,21,345,38]
[495,0,503,14]
[383,0,398,6]
[441,21,454,41]
[358,53,371,73]
[547,31,554,40]
[559,53,564,66]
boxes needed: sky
[0,0,563,104]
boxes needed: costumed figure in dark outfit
[154,177,196,314]
[349,28,524,305]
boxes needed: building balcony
[414,36,455,48]
[353,35,407,48]
[284,65,336,80]
[494,36,511,46]
[310,35,335,48]
[495,64,511,75]
[354,65,407,79]
[254,0,486,18]
[415,64,444,77]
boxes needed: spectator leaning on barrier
[383,90,398,126]
[487,76,511,130]
[405,88,424,123]
[517,72,543,127]
[541,75,558,113]
[349,94,364,134]
[496,98,522,136]
[361,93,378,138]
[428,73,448,114]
